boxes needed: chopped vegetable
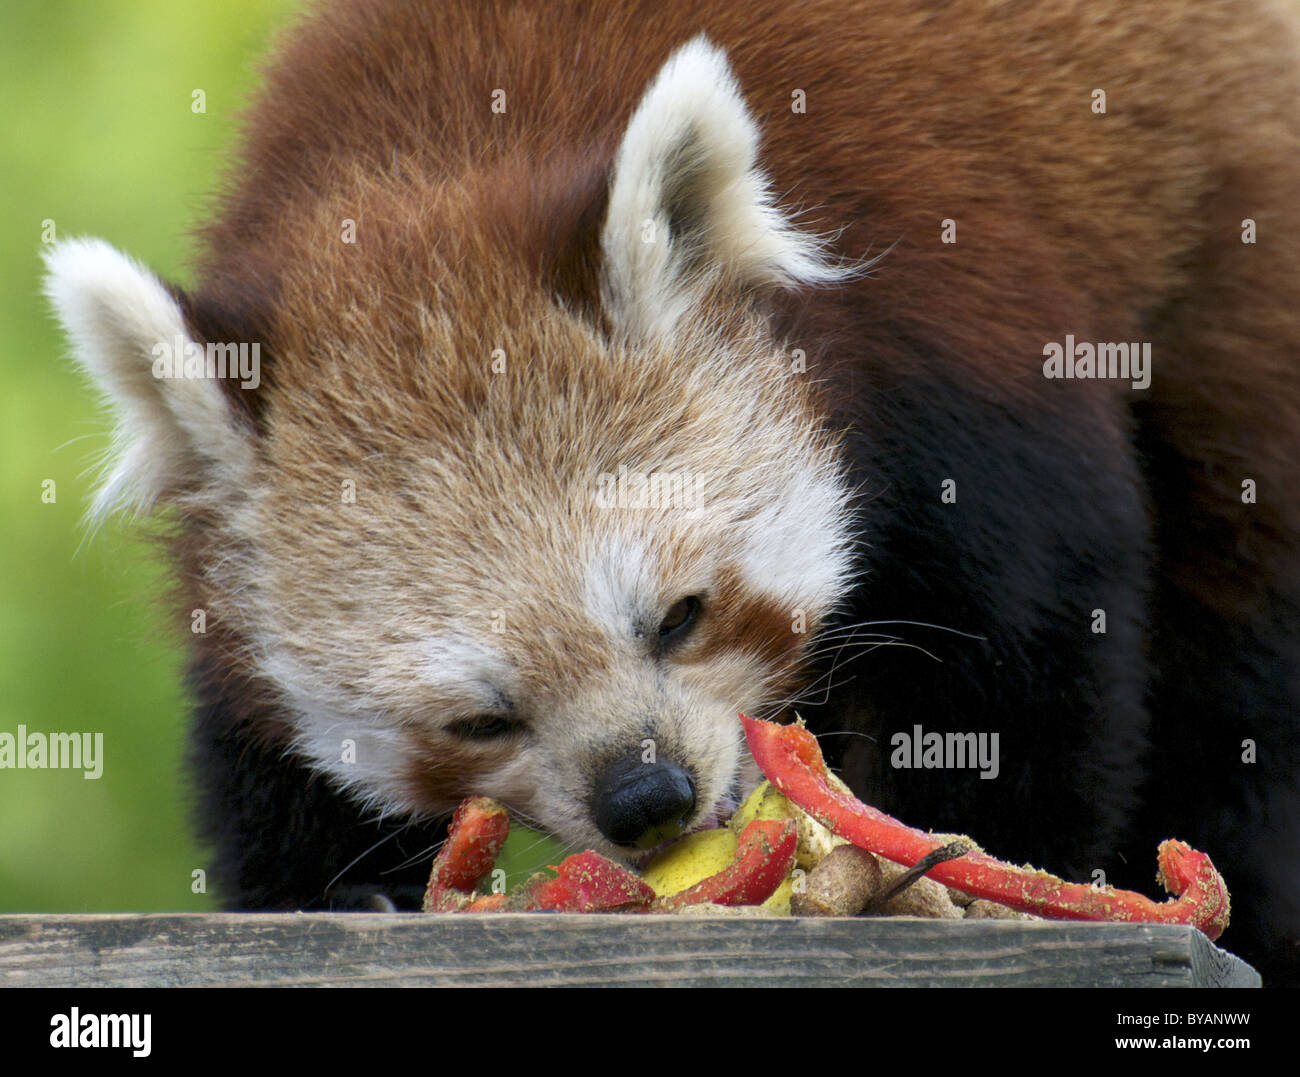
[790,845,883,917]
[739,713,1231,939]
[513,851,656,912]
[422,796,511,912]
[651,819,797,910]
[465,893,509,912]
[418,715,1231,939]
[642,829,739,897]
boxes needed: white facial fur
[44,39,858,859]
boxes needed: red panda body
[46,0,1300,983]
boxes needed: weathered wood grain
[0,914,1259,988]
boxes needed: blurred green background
[1,0,300,912]
[1,0,564,912]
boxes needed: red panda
[44,0,1300,984]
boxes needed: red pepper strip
[651,818,798,911]
[465,893,509,913]
[422,796,511,912]
[740,714,1231,939]
[517,851,657,912]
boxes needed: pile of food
[422,714,1231,940]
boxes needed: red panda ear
[600,36,851,340]
[43,237,257,522]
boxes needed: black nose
[592,756,697,848]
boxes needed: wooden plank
[0,914,1259,987]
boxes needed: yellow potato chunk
[640,829,738,897]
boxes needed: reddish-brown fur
[153,0,1300,980]
[190,0,1300,619]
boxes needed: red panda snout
[516,670,754,861]
[590,755,697,849]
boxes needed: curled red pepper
[422,796,511,912]
[651,819,798,911]
[516,851,657,912]
[740,713,1231,940]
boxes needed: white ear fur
[601,36,850,339]
[43,237,255,520]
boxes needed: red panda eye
[658,595,702,642]
[448,716,520,741]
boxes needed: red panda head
[45,38,857,860]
